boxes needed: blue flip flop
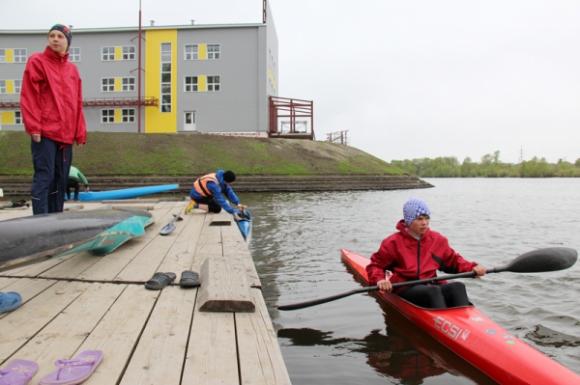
[0,292,22,313]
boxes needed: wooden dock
[0,200,291,385]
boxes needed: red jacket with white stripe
[20,47,86,145]
[366,220,477,290]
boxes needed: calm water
[242,178,580,385]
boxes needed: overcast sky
[1,0,579,163]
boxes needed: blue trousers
[31,137,72,215]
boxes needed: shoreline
[0,175,432,198]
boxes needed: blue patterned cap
[403,198,431,225]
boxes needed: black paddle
[277,247,578,311]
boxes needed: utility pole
[137,0,143,133]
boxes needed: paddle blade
[159,222,176,236]
[503,247,578,273]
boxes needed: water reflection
[278,299,496,385]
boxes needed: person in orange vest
[186,169,246,219]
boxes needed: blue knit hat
[403,198,431,225]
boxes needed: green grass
[0,131,401,176]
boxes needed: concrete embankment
[0,175,432,197]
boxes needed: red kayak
[341,249,580,385]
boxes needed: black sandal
[145,272,176,290]
[179,271,201,288]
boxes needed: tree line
[391,151,580,177]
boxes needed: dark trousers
[66,179,80,201]
[399,282,469,309]
[196,196,222,213]
[31,137,72,215]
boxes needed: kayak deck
[341,249,580,385]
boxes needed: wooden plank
[72,285,160,385]
[39,251,102,279]
[119,286,195,385]
[0,277,15,289]
[221,227,261,288]
[77,205,175,281]
[7,283,125,382]
[236,289,292,385]
[0,254,76,278]
[197,256,255,312]
[156,213,205,273]
[0,278,56,319]
[0,281,87,361]
[182,293,239,385]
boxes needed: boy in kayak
[366,198,486,308]
[186,169,246,220]
[20,24,87,215]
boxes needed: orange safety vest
[193,173,219,197]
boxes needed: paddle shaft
[277,270,482,311]
[276,245,579,311]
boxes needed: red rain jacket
[20,47,86,145]
[366,220,477,290]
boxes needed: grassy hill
[0,131,402,176]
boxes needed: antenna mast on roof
[263,0,267,24]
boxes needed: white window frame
[101,47,115,61]
[14,79,21,93]
[101,109,114,123]
[14,110,22,125]
[122,46,136,60]
[69,47,81,62]
[207,75,220,92]
[0,80,6,94]
[101,78,115,92]
[184,44,198,60]
[160,42,172,113]
[207,44,220,59]
[122,108,136,122]
[122,77,136,92]
[0,49,5,63]
[184,76,198,92]
[13,48,27,63]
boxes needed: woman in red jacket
[20,24,87,215]
[366,198,486,308]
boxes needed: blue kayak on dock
[236,210,252,241]
[78,184,179,201]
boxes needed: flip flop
[0,359,38,385]
[179,271,200,288]
[39,350,103,385]
[0,292,22,314]
[145,272,176,290]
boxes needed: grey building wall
[0,21,278,135]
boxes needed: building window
[14,110,22,125]
[0,49,5,63]
[101,109,114,123]
[208,44,220,59]
[208,75,220,92]
[101,78,115,92]
[160,43,172,112]
[184,76,198,92]
[14,79,21,93]
[101,47,115,61]
[123,46,136,60]
[13,49,27,63]
[122,109,135,122]
[69,47,81,62]
[0,80,6,94]
[184,44,198,60]
[122,77,136,91]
